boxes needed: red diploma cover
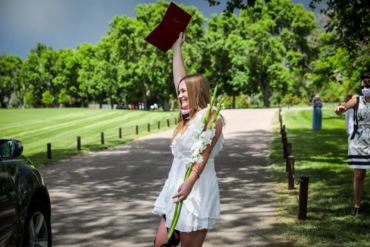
[144,2,192,52]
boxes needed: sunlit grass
[1,108,178,168]
[269,109,370,246]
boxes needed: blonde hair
[172,74,211,142]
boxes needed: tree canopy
[2,0,366,109]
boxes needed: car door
[0,162,17,246]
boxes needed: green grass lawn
[1,108,178,168]
[269,109,370,246]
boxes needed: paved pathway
[41,108,284,246]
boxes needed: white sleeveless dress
[152,107,225,232]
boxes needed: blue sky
[0,0,318,60]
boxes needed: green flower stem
[167,163,194,239]
[209,98,225,129]
[203,85,217,125]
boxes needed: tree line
[1,0,369,109]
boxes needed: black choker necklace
[183,109,197,119]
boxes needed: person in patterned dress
[335,73,370,216]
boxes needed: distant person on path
[312,93,323,130]
[152,32,225,247]
[335,73,370,216]
[345,92,354,134]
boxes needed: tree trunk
[232,90,236,109]
[263,91,270,107]
[141,88,147,110]
[110,96,113,109]
[99,94,103,109]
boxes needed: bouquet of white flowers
[167,86,225,238]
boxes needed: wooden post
[136,125,138,135]
[283,137,287,159]
[77,136,81,151]
[119,128,122,139]
[148,123,150,132]
[288,156,294,190]
[280,117,283,133]
[47,143,51,159]
[101,132,104,144]
[281,126,285,143]
[167,119,170,127]
[158,121,160,129]
[298,175,309,220]
[286,142,291,172]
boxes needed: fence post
[167,119,170,127]
[119,128,122,139]
[47,143,51,159]
[298,175,309,220]
[288,155,295,190]
[283,137,287,159]
[281,126,286,143]
[286,142,291,172]
[101,132,104,144]
[77,136,81,151]
[136,125,138,135]
[148,123,150,132]
[158,121,160,129]
[280,116,283,133]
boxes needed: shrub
[321,92,341,103]
[173,98,179,109]
[58,89,69,105]
[223,96,233,109]
[281,93,301,106]
[238,94,251,108]
[42,91,53,107]
[25,90,35,106]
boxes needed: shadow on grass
[270,121,370,246]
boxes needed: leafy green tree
[203,12,242,108]
[58,89,69,105]
[233,0,318,107]
[25,90,35,106]
[309,0,369,52]
[53,49,81,106]
[42,90,53,107]
[0,54,23,107]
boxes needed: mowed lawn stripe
[2,109,118,136]
[1,109,178,165]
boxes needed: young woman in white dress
[152,32,225,247]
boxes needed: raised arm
[173,32,186,94]
[335,97,357,115]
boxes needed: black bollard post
[136,125,138,135]
[298,175,309,220]
[119,128,122,139]
[77,136,81,151]
[288,156,295,190]
[158,121,160,129]
[101,132,104,144]
[167,119,170,127]
[47,143,51,159]
[148,123,150,132]
[286,142,291,172]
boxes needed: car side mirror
[0,139,23,159]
